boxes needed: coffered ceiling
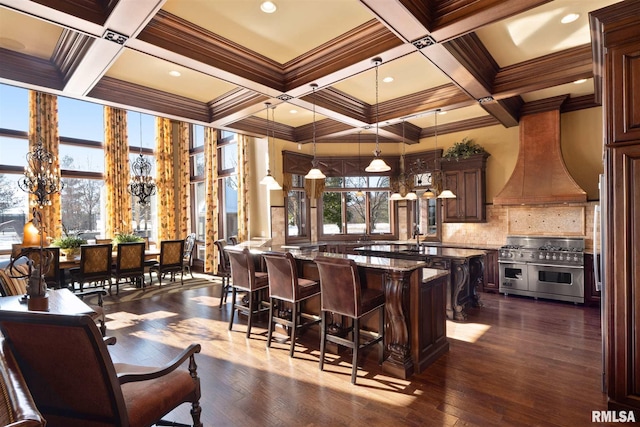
[0,0,622,145]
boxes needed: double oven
[498,236,585,304]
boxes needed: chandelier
[18,93,63,208]
[128,112,156,206]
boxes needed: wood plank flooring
[104,281,610,427]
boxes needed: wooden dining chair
[111,242,146,295]
[314,256,385,384]
[0,309,203,427]
[68,243,112,292]
[182,233,197,279]
[149,239,185,287]
[214,239,232,308]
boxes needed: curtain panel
[176,122,191,237]
[104,106,131,237]
[204,128,218,274]
[156,117,175,241]
[237,134,250,242]
[28,91,61,238]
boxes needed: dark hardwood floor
[104,281,609,426]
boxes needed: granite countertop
[356,244,487,259]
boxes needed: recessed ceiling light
[383,76,394,83]
[573,78,587,84]
[289,109,298,114]
[261,1,277,13]
[561,13,580,24]
[169,70,181,77]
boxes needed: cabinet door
[483,250,499,293]
[442,171,460,221]
[442,169,485,223]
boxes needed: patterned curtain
[156,117,175,241]
[204,128,218,274]
[176,122,191,237]
[104,106,131,237]
[304,178,325,199]
[28,91,61,238]
[237,134,250,242]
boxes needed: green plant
[443,137,487,160]
[51,235,87,249]
[113,232,144,244]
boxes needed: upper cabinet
[440,153,489,223]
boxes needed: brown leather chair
[69,243,113,292]
[149,239,185,287]
[0,309,203,427]
[111,242,146,295]
[227,247,270,338]
[214,239,231,308]
[262,251,321,357]
[228,235,238,245]
[314,255,385,384]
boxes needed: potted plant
[112,232,144,247]
[51,235,87,259]
[443,137,488,160]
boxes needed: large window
[318,175,394,239]
[286,174,310,241]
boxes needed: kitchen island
[226,242,450,379]
[354,244,486,321]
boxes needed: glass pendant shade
[423,189,436,199]
[389,192,403,201]
[260,171,282,190]
[304,167,326,180]
[261,102,282,190]
[437,189,457,199]
[365,157,391,172]
[404,192,418,200]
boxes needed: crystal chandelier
[128,112,156,206]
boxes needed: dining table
[0,288,95,315]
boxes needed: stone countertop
[226,243,444,273]
[281,240,503,251]
[355,244,488,259]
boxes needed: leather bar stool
[227,247,270,338]
[262,251,321,357]
[214,239,232,309]
[314,255,385,384]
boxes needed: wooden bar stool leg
[289,302,298,358]
[228,287,237,331]
[352,318,360,384]
[246,291,254,338]
[319,311,327,372]
[267,298,275,348]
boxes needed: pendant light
[260,102,282,190]
[365,57,391,173]
[402,120,417,200]
[355,131,365,197]
[434,109,456,199]
[128,112,157,206]
[305,83,326,179]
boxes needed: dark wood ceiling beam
[493,44,594,99]
[87,76,210,123]
[420,115,501,138]
[430,0,554,42]
[208,88,269,127]
[0,48,64,91]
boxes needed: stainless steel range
[498,235,585,303]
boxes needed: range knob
[558,254,564,261]
[539,253,544,260]
[552,254,557,261]
[573,255,579,262]
[545,254,551,260]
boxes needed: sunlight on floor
[446,320,491,343]
[105,310,178,330]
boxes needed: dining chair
[229,235,238,245]
[149,239,185,287]
[0,309,203,427]
[182,233,196,279]
[23,246,61,289]
[111,241,146,295]
[227,247,270,338]
[214,239,232,309]
[262,251,321,357]
[68,243,113,292]
[314,256,385,384]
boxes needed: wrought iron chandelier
[18,93,63,208]
[128,112,156,206]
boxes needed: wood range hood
[493,96,587,205]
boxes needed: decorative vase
[27,295,49,311]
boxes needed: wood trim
[0,48,64,91]
[52,29,95,84]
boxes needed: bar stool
[227,247,270,338]
[262,252,321,357]
[314,255,385,384]
[214,239,232,308]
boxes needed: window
[318,175,394,240]
[286,174,310,241]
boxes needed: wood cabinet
[482,250,499,293]
[440,153,489,222]
[591,1,640,414]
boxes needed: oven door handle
[527,263,583,269]
[498,260,526,265]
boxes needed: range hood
[493,101,587,205]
